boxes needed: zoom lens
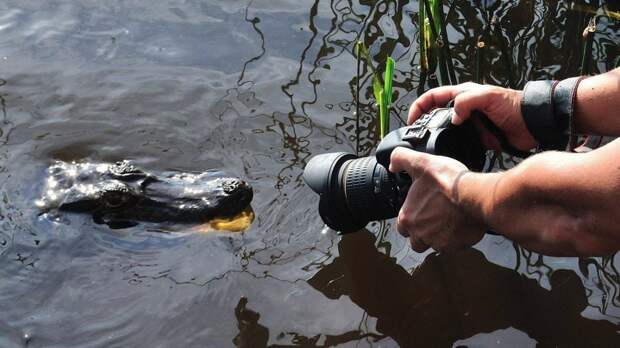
[304,154,410,234]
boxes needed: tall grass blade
[384,58,395,107]
[378,93,386,139]
[373,75,382,106]
[373,74,383,140]
[381,57,395,138]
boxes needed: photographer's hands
[389,147,486,252]
[408,82,537,151]
[393,82,529,252]
[394,70,620,255]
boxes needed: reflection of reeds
[492,17,515,88]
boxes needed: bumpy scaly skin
[37,161,253,229]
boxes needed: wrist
[453,171,502,227]
[510,89,539,150]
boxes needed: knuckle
[398,211,419,233]
[390,148,405,164]
[397,211,413,228]
[453,94,470,113]
[460,82,479,90]
[410,238,429,253]
[396,214,412,237]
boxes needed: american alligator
[37,160,253,229]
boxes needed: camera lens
[304,153,408,234]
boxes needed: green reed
[354,42,393,140]
[379,57,394,139]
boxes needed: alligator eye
[103,192,128,208]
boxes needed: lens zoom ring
[344,157,392,217]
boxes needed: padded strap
[553,76,586,151]
[521,80,569,150]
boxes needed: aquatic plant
[419,0,457,88]
[355,41,394,140]
[374,57,394,139]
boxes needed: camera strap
[475,112,532,158]
[553,76,587,151]
[521,77,586,151]
[521,80,565,150]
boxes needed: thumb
[388,147,431,179]
[451,88,494,125]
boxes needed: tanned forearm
[574,67,620,135]
[456,138,620,256]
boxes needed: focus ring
[344,157,398,219]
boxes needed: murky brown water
[0,1,619,347]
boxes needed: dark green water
[0,1,618,347]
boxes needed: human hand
[409,82,537,151]
[389,147,486,253]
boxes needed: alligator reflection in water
[37,160,254,231]
[232,230,620,347]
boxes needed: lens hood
[303,152,355,194]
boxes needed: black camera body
[303,107,486,234]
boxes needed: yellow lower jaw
[194,207,255,233]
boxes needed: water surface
[0,1,619,347]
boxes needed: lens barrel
[342,157,402,222]
[304,154,408,234]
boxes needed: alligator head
[37,161,253,229]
